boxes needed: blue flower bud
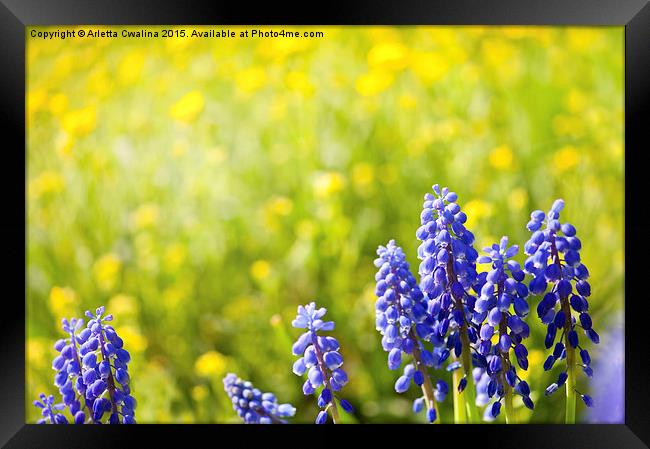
[543,355,555,371]
[458,377,468,393]
[317,388,332,407]
[340,399,354,414]
[315,410,328,424]
[491,401,501,417]
[395,375,411,393]
[545,383,559,396]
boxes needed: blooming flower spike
[33,393,68,424]
[34,306,136,424]
[79,307,137,424]
[473,237,534,422]
[416,185,481,423]
[374,240,445,422]
[523,199,597,423]
[223,373,296,423]
[291,302,353,424]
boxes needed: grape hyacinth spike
[474,236,534,422]
[223,373,296,423]
[291,302,354,424]
[523,199,597,423]
[34,306,136,424]
[415,184,481,423]
[374,240,446,423]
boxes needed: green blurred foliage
[26,26,623,423]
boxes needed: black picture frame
[1,1,648,448]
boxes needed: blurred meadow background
[27,26,624,423]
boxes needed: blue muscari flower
[79,306,136,424]
[51,317,88,424]
[222,373,296,423]
[523,200,598,398]
[36,307,136,425]
[473,237,534,418]
[292,302,353,424]
[373,240,447,422]
[33,393,68,424]
[416,185,480,390]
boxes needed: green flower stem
[452,361,467,423]
[329,400,341,424]
[551,232,576,424]
[564,317,577,424]
[498,298,517,424]
[460,330,480,423]
[504,388,517,424]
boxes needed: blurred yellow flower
[508,187,529,211]
[463,199,493,226]
[52,53,75,81]
[260,37,310,60]
[27,339,47,367]
[28,88,48,116]
[118,51,145,85]
[131,204,159,230]
[285,71,315,97]
[250,260,271,281]
[266,196,294,217]
[86,66,113,99]
[313,171,345,198]
[482,39,515,67]
[489,145,514,170]
[235,67,266,94]
[61,106,97,136]
[115,325,147,352]
[191,384,209,402]
[48,93,68,117]
[164,243,188,272]
[194,351,228,377]
[93,253,122,291]
[170,91,205,124]
[565,89,587,114]
[481,39,521,80]
[29,170,65,199]
[367,42,410,71]
[49,286,78,320]
[410,52,449,84]
[553,145,580,172]
[398,94,417,110]
[355,71,394,97]
[107,294,139,318]
[567,29,602,51]
[352,162,375,192]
